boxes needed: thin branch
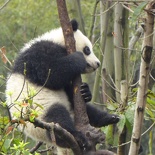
[29,142,43,153]
[150,72,155,81]
[121,2,134,13]
[89,0,99,40]
[95,2,118,16]
[0,47,12,66]
[37,146,55,153]
[0,0,11,11]
[108,74,120,94]
[10,118,81,154]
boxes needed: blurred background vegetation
[0,0,155,155]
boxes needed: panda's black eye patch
[83,46,91,55]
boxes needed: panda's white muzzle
[85,60,100,73]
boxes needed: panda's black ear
[71,19,78,31]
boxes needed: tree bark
[56,1,88,154]
[113,3,123,102]
[117,80,128,155]
[102,2,115,102]
[128,1,155,155]
[129,26,144,57]
[56,0,89,128]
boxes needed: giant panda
[6,20,119,154]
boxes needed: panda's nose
[96,61,100,67]
[97,62,100,67]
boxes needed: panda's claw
[80,83,92,102]
[98,114,120,127]
[109,115,120,124]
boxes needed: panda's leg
[86,103,120,127]
[43,104,87,149]
[80,83,119,127]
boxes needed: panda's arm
[45,52,87,89]
[13,41,86,90]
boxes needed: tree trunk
[117,80,128,155]
[92,0,110,104]
[113,3,123,102]
[102,2,115,102]
[117,8,129,155]
[56,1,87,154]
[128,1,155,155]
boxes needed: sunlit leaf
[34,102,43,109]
[145,107,155,119]
[106,102,118,111]
[105,125,114,145]
[147,98,155,105]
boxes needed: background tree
[129,1,155,155]
[0,0,155,155]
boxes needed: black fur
[44,104,88,149]
[13,40,86,90]
[71,19,78,31]
[86,104,119,127]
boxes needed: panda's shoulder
[20,40,67,59]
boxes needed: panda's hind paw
[111,115,120,123]
[107,114,120,125]
[100,114,120,126]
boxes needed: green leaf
[147,90,155,99]
[145,108,155,119]
[132,2,147,21]
[3,139,12,150]
[15,150,21,155]
[34,102,43,109]
[106,102,118,111]
[23,150,31,155]
[117,114,126,134]
[125,119,133,134]
[105,125,114,145]
[125,106,135,125]
[147,98,155,105]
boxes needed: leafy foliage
[0,0,155,154]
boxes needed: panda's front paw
[71,52,87,73]
[80,83,92,103]
[100,114,120,127]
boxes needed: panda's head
[24,19,100,73]
[71,19,100,73]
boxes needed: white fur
[6,73,73,144]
